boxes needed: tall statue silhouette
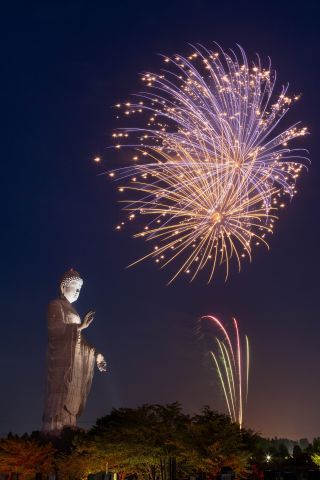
[42,269,106,433]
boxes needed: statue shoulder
[48,297,61,305]
[47,298,65,320]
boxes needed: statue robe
[42,296,96,432]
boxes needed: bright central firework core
[211,212,222,224]
[111,43,308,283]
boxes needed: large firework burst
[110,44,308,283]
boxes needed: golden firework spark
[202,315,249,429]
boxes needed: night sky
[1,0,320,440]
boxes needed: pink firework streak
[201,315,250,429]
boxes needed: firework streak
[201,315,249,429]
[110,44,308,283]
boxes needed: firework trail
[201,315,249,429]
[110,44,308,283]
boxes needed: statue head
[60,269,83,303]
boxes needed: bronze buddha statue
[42,269,106,433]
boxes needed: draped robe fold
[42,296,96,432]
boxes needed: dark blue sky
[1,0,320,439]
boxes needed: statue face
[61,280,82,303]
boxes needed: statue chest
[65,311,81,324]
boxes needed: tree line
[1,403,320,480]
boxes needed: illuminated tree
[0,437,55,479]
[84,403,252,479]
[87,403,190,480]
[56,449,104,480]
[181,406,251,477]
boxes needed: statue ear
[60,283,65,294]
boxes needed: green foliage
[78,403,253,479]
[55,449,105,480]
[4,404,320,478]
[311,453,320,467]
[180,406,251,477]
[84,402,192,479]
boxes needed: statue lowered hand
[96,353,107,372]
[79,311,107,371]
